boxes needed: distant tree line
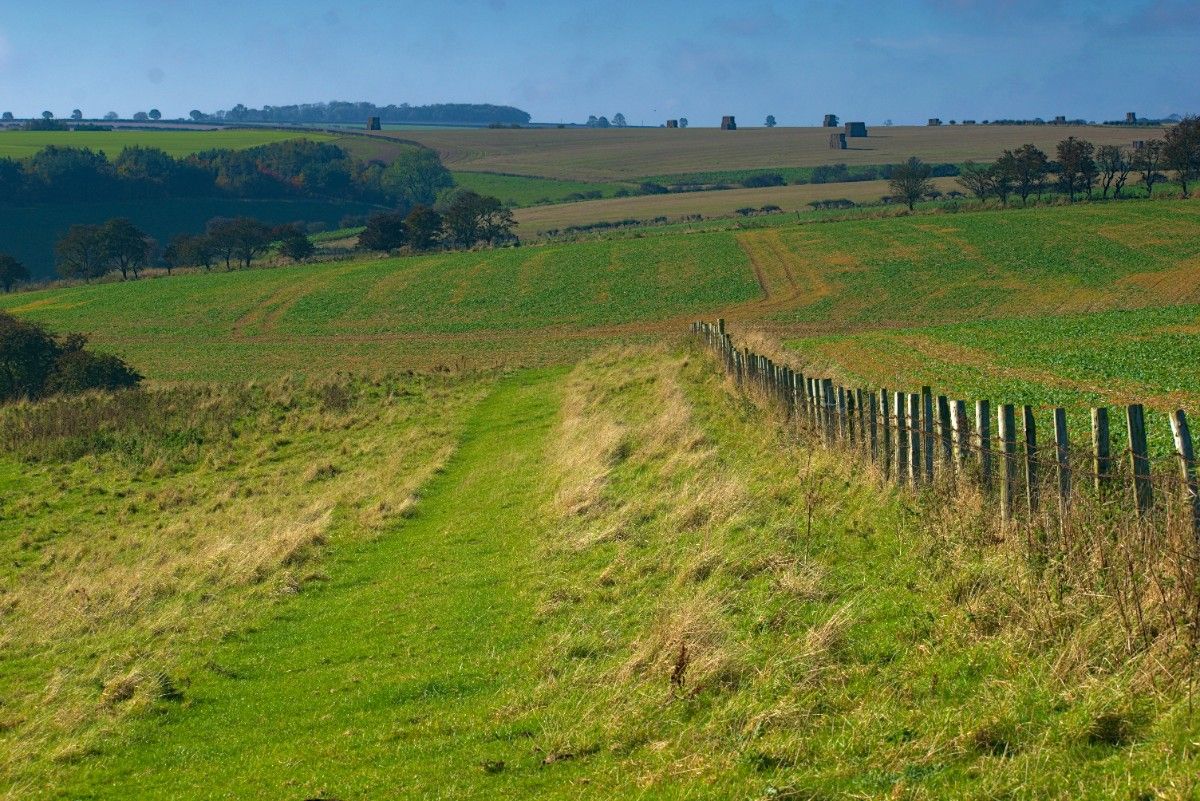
[0,141,452,209]
[584,114,629,128]
[358,190,517,252]
[192,101,530,126]
[0,311,141,402]
[42,216,317,283]
[2,187,517,288]
[951,117,1200,205]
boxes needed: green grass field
[6,197,1200,797]
[451,171,634,206]
[0,128,335,159]
[6,346,1199,797]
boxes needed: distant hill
[200,101,531,126]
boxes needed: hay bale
[1126,112,1137,123]
[1053,115,1067,125]
[927,118,942,126]
[822,114,838,127]
[720,115,737,130]
[828,132,847,150]
[367,116,381,131]
[844,121,867,138]
[666,119,678,128]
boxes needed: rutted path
[58,370,565,800]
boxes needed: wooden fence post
[1091,408,1110,496]
[837,386,848,442]
[1023,405,1039,517]
[1126,404,1153,517]
[951,400,969,472]
[909,393,923,488]
[999,404,1017,524]
[922,387,934,483]
[894,391,908,485]
[822,379,836,444]
[937,395,953,468]
[977,400,992,487]
[1170,409,1200,539]
[868,389,879,462]
[853,388,863,451]
[881,389,893,481]
[846,389,857,446]
[1053,408,1070,517]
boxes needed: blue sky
[0,0,1195,125]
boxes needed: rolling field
[0,128,336,159]
[451,171,634,206]
[393,124,1155,182]
[2,199,1199,422]
[0,231,761,380]
[8,346,1200,797]
[5,195,1200,797]
[513,177,960,235]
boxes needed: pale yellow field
[512,177,960,235]
[391,125,1157,181]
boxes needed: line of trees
[358,190,517,252]
[193,101,530,126]
[48,216,316,282]
[0,141,453,209]
[952,117,1200,205]
[585,114,629,128]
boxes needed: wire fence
[691,319,1200,539]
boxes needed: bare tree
[888,157,935,211]
[1133,139,1165,197]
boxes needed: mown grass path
[56,369,565,800]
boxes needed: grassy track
[395,125,1153,182]
[0,129,335,159]
[52,368,564,799]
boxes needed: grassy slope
[3,199,1198,403]
[451,171,633,207]
[0,373,488,794]
[394,125,1152,182]
[0,129,335,159]
[24,348,1200,798]
[0,232,761,380]
[50,368,563,799]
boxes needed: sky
[0,0,1196,126]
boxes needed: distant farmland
[0,128,338,159]
[392,124,1157,182]
[512,177,960,235]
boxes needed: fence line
[691,319,1200,537]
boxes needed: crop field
[2,199,1198,400]
[0,128,336,159]
[0,231,761,381]
[512,177,960,235]
[393,124,1154,182]
[451,171,634,207]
